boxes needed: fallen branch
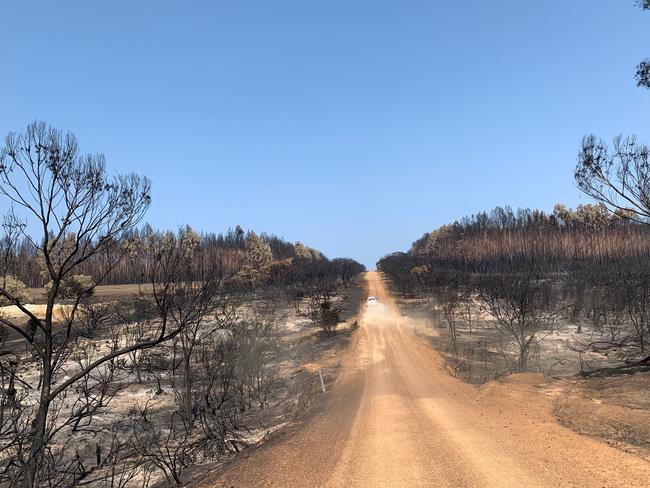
[578,360,650,377]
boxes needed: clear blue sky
[1,1,648,268]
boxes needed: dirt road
[205,272,650,487]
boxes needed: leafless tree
[576,135,650,222]
[72,302,115,340]
[292,259,348,334]
[434,283,462,344]
[75,424,146,488]
[137,226,221,425]
[478,274,555,371]
[0,122,210,487]
[459,287,475,334]
[1,214,23,281]
[194,330,244,455]
[66,344,130,434]
[131,402,198,487]
[574,274,650,359]
[0,356,30,484]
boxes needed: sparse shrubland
[0,122,365,487]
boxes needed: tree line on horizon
[377,201,650,371]
[383,202,650,278]
[2,221,362,290]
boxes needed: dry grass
[26,283,152,304]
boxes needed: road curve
[204,271,650,487]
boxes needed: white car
[367,296,378,305]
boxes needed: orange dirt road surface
[203,271,650,488]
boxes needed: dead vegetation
[378,119,650,458]
[0,122,365,488]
